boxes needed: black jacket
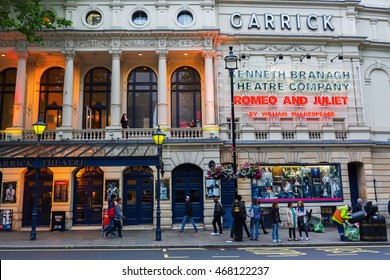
[185,201,193,217]
[270,207,281,224]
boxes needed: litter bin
[51,211,66,231]
[360,214,387,241]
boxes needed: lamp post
[152,126,166,241]
[224,46,239,195]
[30,117,47,241]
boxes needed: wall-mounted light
[1,53,5,57]
[300,53,311,62]
[239,53,248,60]
[274,54,283,62]
[331,54,344,62]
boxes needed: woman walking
[270,201,282,243]
[249,198,261,240]
[296,200,310,240]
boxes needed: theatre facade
[1,0,390,231]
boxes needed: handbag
[247,209,254,218]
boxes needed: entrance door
[220,178,235,228]
[348,163,360,206]
[22,168,53,227]
[73,167,103,225]
[172,164,203,224]
[123,176,153,225]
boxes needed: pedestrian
[242,200,251,238]
[231,195,246,241]
[102,194,117,237]
[104,197,125,239]
[270,201,282,243]
[178,196,199,234]
[332,204,351,241]
[296,200,309,240]
[287,201,298,241]
[352,198,363,213]
[257,199,269,234]
[211,197,224,235]
[249,198,261,241]
[120,113,129,128]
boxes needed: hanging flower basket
[237,162,262,180]
[207,163,235,180]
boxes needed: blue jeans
[272,223,280,241]
[250,216,260,239]
[180,215,198,233]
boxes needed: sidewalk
[0,226,388,249]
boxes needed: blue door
[73,167,104,225]
[172,164,203,224]
[348,163,360,207]
[123,176,153,225]
[220,178,235,228]
[22,168,53,227]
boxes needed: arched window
[83,67,111,129]
[127,67,157,128]
[171,67,201,128]
[39,67,64,130]
[0,68,16,130]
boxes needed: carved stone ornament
[245,44,323,52]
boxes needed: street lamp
[224,46,239,195]
[152,125,166,241]
[30,117,47,240]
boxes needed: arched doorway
[172,164,203,224]
[123,167,154,225]
[22,168,53,227]
[73,167,104,225]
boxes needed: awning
[0,142,160,168]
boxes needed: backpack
[108,207,115,219]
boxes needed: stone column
[203,50,216,126]
[109,49,122,128]
[156,50,168,127]
[61,49,76,129]
[12,46,28,129]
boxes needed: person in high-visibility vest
[332,205,351,241]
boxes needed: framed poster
[156,178,170,200]
[205,178,220,198]
[105,179,119,200]
[2,182,16,203]
[53,181,69,202]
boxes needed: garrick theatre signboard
[233,69,351,119]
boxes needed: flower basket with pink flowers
[237,162,262,179]
[207,163,235,180]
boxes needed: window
[0,68,16,130]
[171,67,201,128]
[86,11,102,26]
[132,10,148,26]
[177,11,193,26]
[127,67,157,128]
[39,67,64,130]
[41,10,56,25]
[83,67,111,129]
[251,164,343,203]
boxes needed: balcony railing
[0,126,373,143]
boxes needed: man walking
[211,198,224,235]
[178,196,199,234]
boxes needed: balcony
[0,125,373,143]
